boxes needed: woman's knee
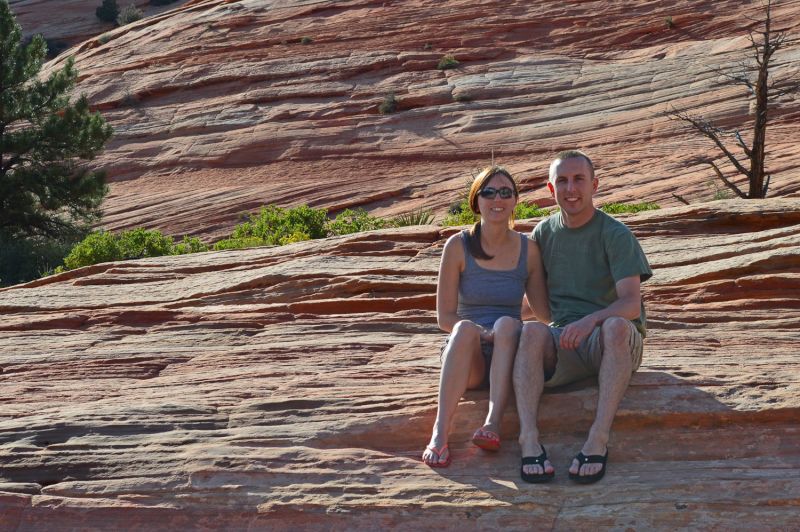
[493,316,521,336]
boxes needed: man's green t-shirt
[532,209,653,337]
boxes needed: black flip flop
[568,449,608,484]
[520,446,555,483]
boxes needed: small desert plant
[172,236,209,254]
[515,202,552,219]
[97,32,115,44]
[665,16,675,29]
[117,3,144,26]
[300,36,313,44]
[326,208,390,236]
[392,209,435,227]
[228,204,329,246]
[96,0,119,23]
[599,202,660,214]
[437,54,460,70]
[379,92,398,114]
[441,199,475,226]
[453,93,471,103]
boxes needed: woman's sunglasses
[479,186,514,199]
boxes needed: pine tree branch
[734,130,752,157]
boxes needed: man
[514,150,652,484]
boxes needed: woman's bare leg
[423,320,485,465]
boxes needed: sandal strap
[575,450,608,465]
[521,446,548,466]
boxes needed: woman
[422,166,550,467]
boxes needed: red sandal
[471,428,501,451]
[422,443,451,468]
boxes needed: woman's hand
[478,326,494,343]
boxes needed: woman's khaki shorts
[544,321,643,388]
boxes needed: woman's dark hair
[465,165,519,260]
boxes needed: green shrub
[392,209,435,227]
[379,92,398,114]
[212,236,268,251]
[442,199,476,226]
[173,236,209,254]
[116,228,175,259]
[98,32,114,44]
[665,16,675,29]
[231,204,328,245]
[96,0,119,23]
[599,202,660,214]
[437,54,459,70]
[62,230,120,270]
[117,3,143,25]
[515,202,552,219]
[326,208,389,236]
[300,36,313,44]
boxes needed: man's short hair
[549,150,595,183]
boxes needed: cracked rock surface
[1,201,799,529]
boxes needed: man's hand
[479,326,495,343]
[559,315,596,350]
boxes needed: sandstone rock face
[14,0,192,47]
[21,0,800,241]
[1,201,798,528]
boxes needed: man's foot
[519,440,554,478]
[521,445,555,483]
[569,435,609,478]
[568,449,608,484]
[471,424,501,451]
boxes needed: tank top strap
[460,230,477,269]
[517,232,528,274]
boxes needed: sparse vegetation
[437,54,459,70]
[60,228,208,271]
[379,92,398,114]
[95,0,119,23]
[300,36,313,44]
[599,202,660,214]
[326,208,390,236]
[98,32,114,44]
[393,209,435,226]
[117,3,143,26]
[664,16,674,29]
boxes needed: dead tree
[667,0,799,199]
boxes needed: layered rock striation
[1,201,798,528]
[20,0,800,240]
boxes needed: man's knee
[600,317,635,359]
[520,321,551,348]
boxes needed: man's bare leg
[513,322,556,476]
[476,316,522,439]
[570,317,635,477]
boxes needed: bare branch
[734,130,752,157]
[667,109,752,179]
[671,193,691,206]
[762,174,771,197]
[705,159,747,198]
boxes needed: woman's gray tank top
[456,230,528,329]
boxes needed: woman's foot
[471,424,501,451]
[422,443,451,467]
